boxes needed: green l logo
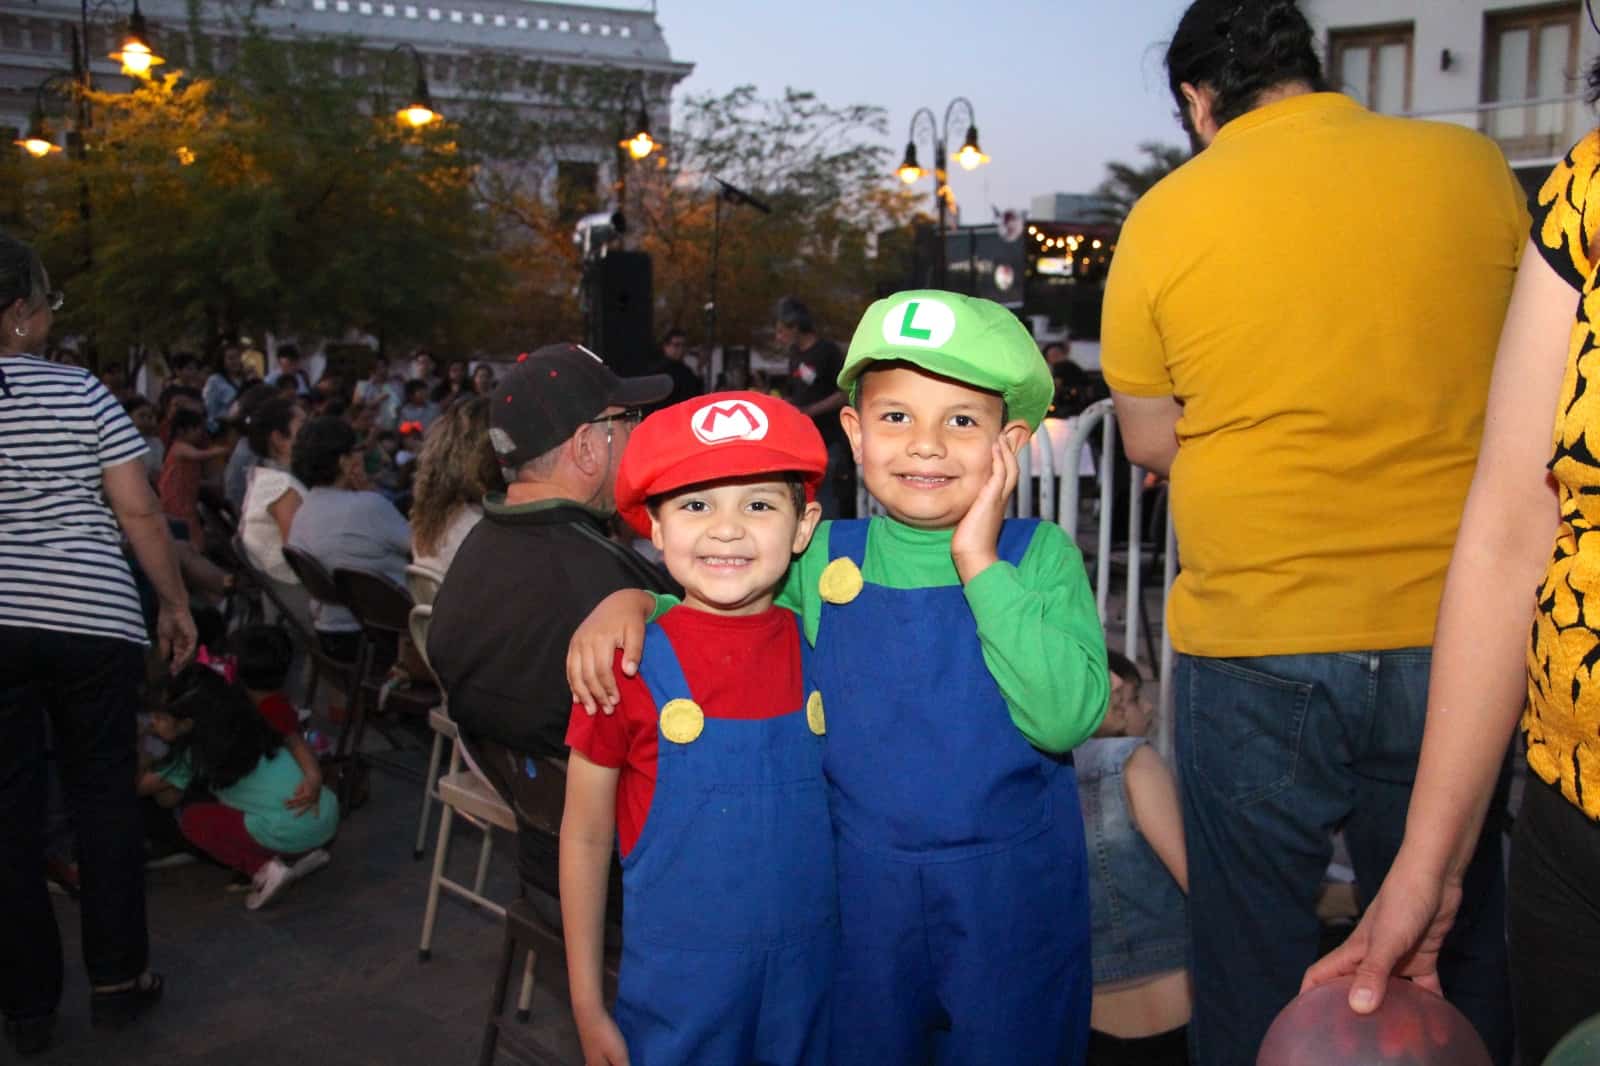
[898,302,933,341]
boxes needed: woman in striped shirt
[0,234,196,1056]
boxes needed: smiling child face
[840,364,1028,530]
[650,476,820,616]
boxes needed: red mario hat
[615,391,828,537]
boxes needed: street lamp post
[15,32,93,262]
[389,44,442,128]
[611,76,655,241]
[895,97,990,289]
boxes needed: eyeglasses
[586,407,644,429]
[41,290,63,312]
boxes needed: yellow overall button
[806,691,826,736]
[818,557,863,605]
[658,699,705,745]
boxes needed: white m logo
[691,401,769,444]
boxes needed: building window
[1484,3,1580,161]
[579,21,590,33]
[382,3,395,14]
[335,1,349,12]
[619,25,631,38]
[405,5,418,16]
[1329,23,1412,114]
[556,160,599,222]
[493,14,505,26]
[358,2,371,13]
[537,17,549,29]
[600,24,611,36]
[558,19,569,31]
[515,16,527,28]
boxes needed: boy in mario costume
[570,291,1109,1065]
[559,391,835,1066]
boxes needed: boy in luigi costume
[570,291,1109,1065]
[561,391,835,1066]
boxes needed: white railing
[1405,92,1587,169]
[855,398,1178,753]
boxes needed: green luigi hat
[838,290,1053,429]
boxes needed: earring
[12,326,25,339]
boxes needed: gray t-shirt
[286,487,411,632]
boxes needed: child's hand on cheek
[951,439,1018,584]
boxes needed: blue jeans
[1175,650,1513,1066]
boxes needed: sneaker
[289,849,331,880]
[245,858,293,910]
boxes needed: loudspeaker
[586,252,654,378]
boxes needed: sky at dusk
[618,0,1197,218]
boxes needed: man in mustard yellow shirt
[1101,3,1527,1064]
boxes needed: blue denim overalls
[813,518,1092,1065]
[1074,737,1187,985]
[613,622,837,1066]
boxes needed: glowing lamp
[955,124,989,171]
[110,6,164,78]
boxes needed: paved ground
[38,746,584,1066]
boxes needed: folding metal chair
[233,537,355,715]
[334,566,437,799]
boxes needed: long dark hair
[1166,0,1326,129]
[162,664,284,791]
[410,396,501,557]
[246,396,301,460]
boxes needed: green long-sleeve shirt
[654,516,1109,754]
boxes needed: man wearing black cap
[427,344,675,912]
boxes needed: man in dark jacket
[429,343,673,910]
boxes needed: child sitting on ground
[571,291,1109,1064]
[1077,651,1190,1066]
[234,625,325,796]
[561,391,832,1066]
[139,663,336,910]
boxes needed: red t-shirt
[565,604,805,855]
[256,692,299,738]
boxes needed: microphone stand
[702,177,771,391]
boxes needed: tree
[1092,141,1190,224]
[460,81,921,358]
[11,29,917,364]
[629,86,921,352]
[18,29,501,359]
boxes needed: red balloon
[1257,977,1491,1066]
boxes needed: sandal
[90,972,163,1029]
[2,1013,54,1056]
